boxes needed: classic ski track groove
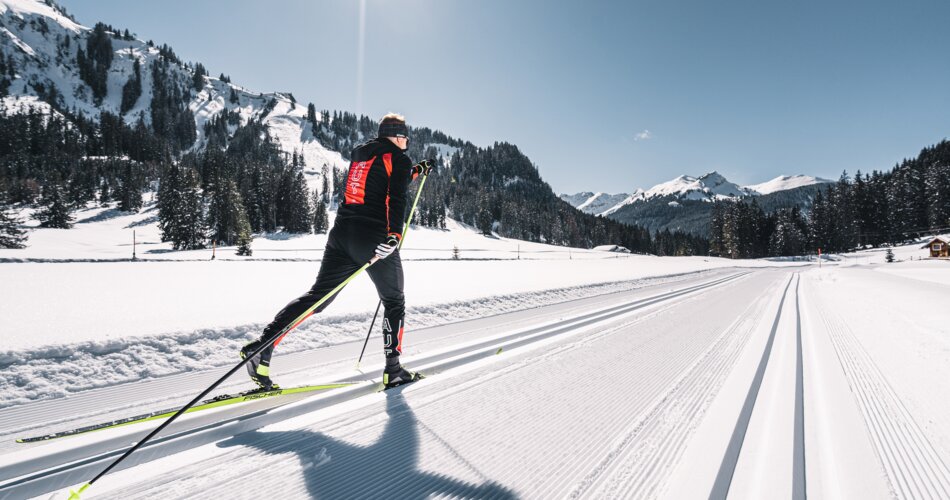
[710,273,795,499]
[0,271,751,497]
[103,271,768,499]
[567,274,782,498]
[792,274,806,499]
[809,278,950,499]
[400,272,759,498]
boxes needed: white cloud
[634,129,653,141]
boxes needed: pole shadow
[218,390,517,499]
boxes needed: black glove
[375,234,401,260]
[411,159,436,177]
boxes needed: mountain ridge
[561,172,833,217]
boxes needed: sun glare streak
[356,0,367,117]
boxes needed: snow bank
[0,271,715,408]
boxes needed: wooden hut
[921,236,950,258]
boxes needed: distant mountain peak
[742,174,833,195]
[561,170,835,218]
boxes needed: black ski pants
[256,222,406,365]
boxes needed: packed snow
[5,256,948,499]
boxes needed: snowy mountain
[563,171,753,217]
[563,172,833,215]
[633,171,752,202]
[561,171,834,236]
[558,191,631,216]
[743,174,833,195]
[0,0,349,192]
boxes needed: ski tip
[496,347,504,355]
[68,482,90,500]
[14,438,24,444]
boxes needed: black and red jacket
[335,138,417,240]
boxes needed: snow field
[0,268,732,408]
[6,270,751,498]
[804,268,950,498]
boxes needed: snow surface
[6,262,948,499]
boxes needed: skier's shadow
[218,390,517,499]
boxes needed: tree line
[311,111,707,256]
[709,140,950,258]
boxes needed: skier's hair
[380,113,406,126]
[378,113,408,138]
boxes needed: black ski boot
[383,361,424,390]
[240,340,279,391]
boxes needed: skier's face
[394,136,409,151]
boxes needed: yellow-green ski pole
[356,168,431,369]
[67,258,378,498]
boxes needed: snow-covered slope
[743,174,833,195]
[558,191,595,208]
[632,171,751,202]
[559,192,631,216]
[0,0,350,193]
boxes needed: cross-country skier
[241,113,433,390]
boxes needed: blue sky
[60,0,950,194]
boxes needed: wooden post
[818,247,821,268]
[212,240,216,260]
[132,230,136,261]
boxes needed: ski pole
[356,168,431,369]
[68,257,379,500]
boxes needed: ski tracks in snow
[807,278,950,499]
[567,274,780,498]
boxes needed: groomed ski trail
[73,271,783,499]
[0,270,754,498]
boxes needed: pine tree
[158,164,205,250]
[925,161,950,230]
[176,169,206,249]
[0,199,27,249]
[120,59,142,114]
[208,179,250,246]
[307,103,317,127]
[236,224,253,256]
[312,188,328,234]
[37,182,74,228]
[99,178,111,205]
[284,172,312,233]
[192,62,207,90]
[116,161,143,212]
